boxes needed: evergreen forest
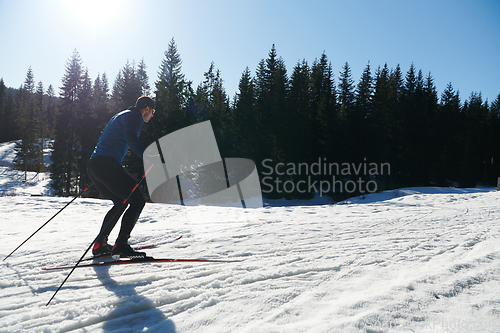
[1,38,500,201]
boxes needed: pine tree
[437,83,462,184]
[421,72,439,182]
[14,69,33,139]
[3,91,14,142]
[338,62,355,116]
[253,45,288,179]
[490,93,500,182]
[93,73,111,125]
[253,58,269,164]
[50,50,84,195]
[399,64,427,185]
[45,84,57,139]
[77,69,95,187]
[287,59,314,198]
[137,58,151,96]
[110,71,124,112]
[353,62,373,161]
[389,64,404,101]
[336,62,356,162]
[460,92,489,187]
[369,64,393,188]
[35,81,47,171]
[387,64,404,182]
[14,67,43,175]
[492,93,500,117]
[155,38,190,136]
[121,60,142,107]
[311,52,337,161]
[287,60,312,163]
[233,67,256,158]
[110,61,143,112]
[195,63,231,155]
[0,78,7,142]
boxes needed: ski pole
[46,164,154,306]
[3,184,94,261]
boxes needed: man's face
[143,106,155,123]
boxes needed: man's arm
[125,113,145,157]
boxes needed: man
[87,96,155,257]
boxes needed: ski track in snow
[1,188,500,332]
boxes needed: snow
[1,140,500,332]
[0,140,54,197]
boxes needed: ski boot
[92,236,113,257]
[111,243,146,259]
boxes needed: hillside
[0,141,499,332]
[0,140,53,197]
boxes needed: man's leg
[116,189,145,244]
[87,156,145,245]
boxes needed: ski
[42,256,242,271]
[133,235,183,250]
[82,235,182,262]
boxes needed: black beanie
[135,96,155,109]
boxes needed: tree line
[1,38,499,200]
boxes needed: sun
[59,0,123,35]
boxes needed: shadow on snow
[95,266,177,333]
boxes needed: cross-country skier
[87,96,155,257]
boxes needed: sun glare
[60,0,123,35]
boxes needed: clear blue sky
[1,0,499,103]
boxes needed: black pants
[87,156,145,244]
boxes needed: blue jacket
[91,107,145,163]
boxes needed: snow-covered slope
[0,140,499,332]
[0,140,53,197]
[1,188,499,332]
